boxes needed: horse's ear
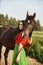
[33,13,36,18]
[26,11,29,18]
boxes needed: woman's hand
[16,43,23,63]
[29,37,32,44]
[16,52,20,63]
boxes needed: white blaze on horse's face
[28,20,30,23]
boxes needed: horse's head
[21,12,36,55]
[22,12,36,37]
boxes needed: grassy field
[28,31,43,63]
[32,31,43,38]
[32,31,43,46]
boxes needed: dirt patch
[27,56,43,65]
[0,46,43,65]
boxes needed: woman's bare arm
[16,43,23,63]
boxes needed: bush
[28,38,43,63]
[39,48,43,63]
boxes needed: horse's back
[1,26,18,49]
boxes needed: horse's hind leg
[4,48,9,65]
[0,43,2,65]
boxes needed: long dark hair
[15,21,24,35]
[17,21,24,33]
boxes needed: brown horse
[0,12,36,65]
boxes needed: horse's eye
[28,20,30,23]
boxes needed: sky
[0,0,43,26]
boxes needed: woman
[12,21,32,65]
[15,21,24,35]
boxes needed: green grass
[32,31,43,36]
[32,31,43,46]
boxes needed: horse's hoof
[0,60,1,65]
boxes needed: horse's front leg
[4,49,9,65]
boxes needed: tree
[9,17,19,27]
[5,14,9,25]
[41,26,43,31]
[0,14,5,25]
[34,20,41,31]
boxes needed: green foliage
[28,31,43,63]
[34,20,41,31]
[0,14,5,25]
[9,17,18,27]
[41,26,43,31]
[0,14,19,27]
[0,14,43,31]
[40,48,43,62]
